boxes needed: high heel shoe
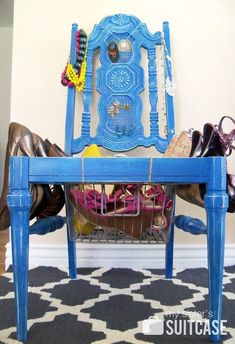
[43,139,68,157]
[176,117,235,212]
[69,184,173,239]
[176,123,221,208]
[0,123,44,230]
[34,139,66,218]
[199,117,235,212]
[175,129,203,206]
[200,123,224,157]
[189,130,203,157]
[0,124,67,230]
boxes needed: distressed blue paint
[165,185,175,279]
[65,14,172,153]
[163,22,175,146]
[67,227,77,279]
[165,220,175,279]
[204,157,228,343]
[65,24,77,155]
[175,215,207,235]
[8,14,229,343]
[27,156,211,184]
[63,23,78,280]
[7,157,31,341]
[148,46,159,139]
[9,155,227,341]
[29,216,66,235]
[65,185,77,279]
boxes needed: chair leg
[65,186,77,279]
[8,190,31,341]
[165,221,174,279]
[67,229,77,279]
[165,186,175,279]
[205,190,228,342]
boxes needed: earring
[108,42,119,63]
[118,39,132,52]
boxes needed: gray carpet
[0,266,235,343]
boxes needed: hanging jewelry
[118,39,132,53]
[108,101,131,118]
[122,103,130,111]
[61,29,88,91]
[108,100,120,117]
[107,42,119,63]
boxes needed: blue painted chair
[7,14,228,342]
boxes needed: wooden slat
[27,156,213,184]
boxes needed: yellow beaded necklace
[65,41,88,91]
[61,29,88,91]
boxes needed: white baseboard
[5,243,235,270]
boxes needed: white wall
[0,27,13,188]
[10,0,235,248]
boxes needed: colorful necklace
[61,29,88,91]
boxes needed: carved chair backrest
[65,14,175,154]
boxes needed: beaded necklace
[61,29,88,91]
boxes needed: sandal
[70,189,152,239]
[216,116,235,156]
[69,184,173,238]
[145,185,173,232]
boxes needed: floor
[0,265,234,343]
[0,228,9,274]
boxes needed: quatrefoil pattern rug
[0,266,235,343]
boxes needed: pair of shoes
[175,117,235,212]
[0,123,45,230]
[199,117,235,212]
[69,144,174,238]
[69,184,173,239]
[0,123,66,230]
[173,129,204,207]
[175,122,222,208]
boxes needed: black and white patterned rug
[0,266,235,343]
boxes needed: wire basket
[66,183,175,244]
